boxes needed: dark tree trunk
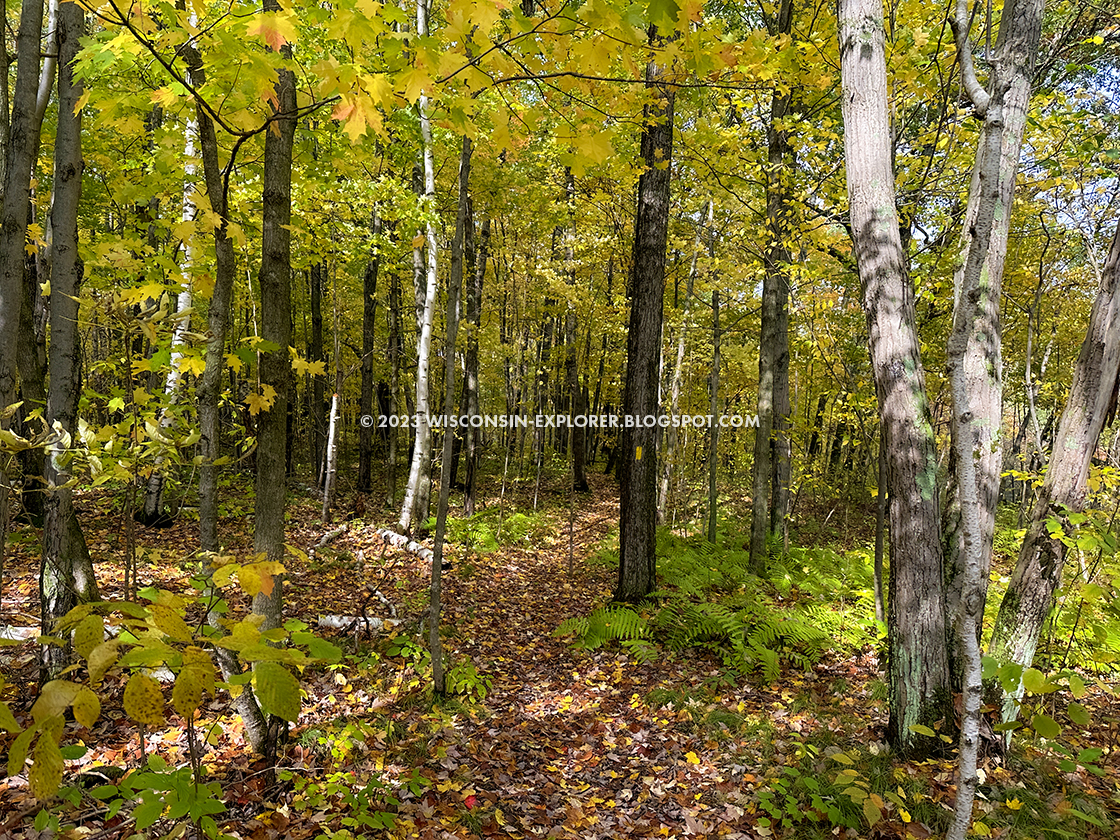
[42,0,97,679]
[751,0,793,571]
[617,28,675,602]
[358,213,381,493]
[310,262,326,483]
[464,218,488,516]
[253,2,297,639]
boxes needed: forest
[0,0,1119,837]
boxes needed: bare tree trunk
[839,0,951,756]
[310,262,326,484]
[942,0,1044,690]
[464,218,488,516]
[658,207,702,522]
[707,291,720,544]
[751,0,794,571]
[253,0,297,642]
[988,223,1120,721]
[430,134,472,696]
[41,0,90,679]
[358,213,381,493]
[399,1,438,534]
[616,26,675,602]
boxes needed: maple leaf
[245,383,277,415]
[247,12,298,52]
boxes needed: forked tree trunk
[617,27,675,602]
[942,0,1044,688]
[988,222,1120,721]
[838,0,951,756]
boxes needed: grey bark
[358,213,381,493]
[751,0,793,572]
[839,0,951,755]
[464,218,488,516]
[616,28,674,602]
[988,222,1120,722]
[707,291,720,544]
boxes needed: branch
[948,0,991,115]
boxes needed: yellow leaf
[244,384,277,415]
[1005,797,1023,810]
[123,673,165,728]
[247,12,298,52]
[412,234,427,249]
[73,87,91,115]
[684,751,699,764]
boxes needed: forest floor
[1,472,1119,839]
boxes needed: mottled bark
[839,0,951,755]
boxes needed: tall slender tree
[617,27,676,602]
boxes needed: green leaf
[133,797,165,830]
[0,701,22,733]
[123,673,165,728]
[1069,673,1086,699]
[29,731,64,799]
[1067,701,1090,726]
[8,727,35,775]
[1022,667,1047,694]
[73,614,105,660]
[1031,713,1061,740]
[908,724,936,737]
[73,686,101,728]
[253,661,301,722]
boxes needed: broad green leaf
[0,701,20,733]
[1031,713,1061,740]
[908,724,935,737]
[1022,667,1047,694]
[1069,673,1086,699]
[73,686,101,728]
[8,727,34,775]
[1067,701,1090,726]
[88,640,121,684]
[29,731,64,799]
[253,661,301,722]
[124,673,165,728]
[148,604,194,643]
[133,797,165,830]
[73,614,105,660]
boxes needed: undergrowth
[554,528,877,681]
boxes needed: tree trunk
[310,262,326,483]
[839,0,951,755]
[387,269,402,506]
[430,134,471,696]
[398,8,438,534]
[751,0,794,572]
[358,213,381,493]
[988,222,1120,721]
[659,206,703,522]
[253,0,297,637]
[616,28,675,602]
[707,291,720,544]
[942,0,1044,688]
[0,0,46,416]
[464,218,488,516]
[41,0,91,679]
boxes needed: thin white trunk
[398,0,438,534]
[321,393,340,523]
